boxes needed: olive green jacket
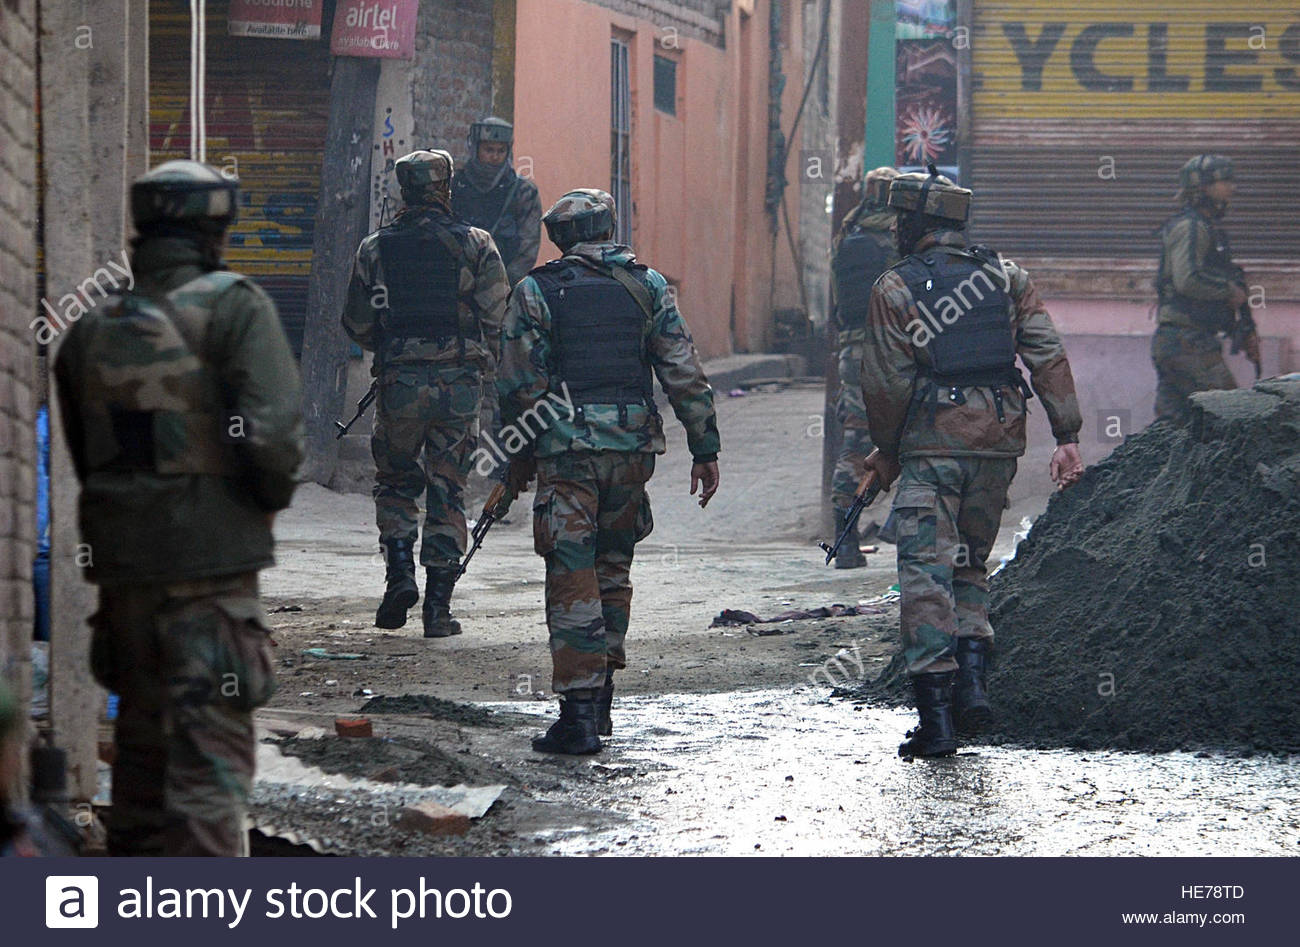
[55,237,304,585]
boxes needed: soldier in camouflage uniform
[343,150,509,637]
[54,161,304,855]
[860,169,1084,758]
[1152,155,1260,424]
[452,117,542,287]
[829,166,899,566]
[497,189,720,754]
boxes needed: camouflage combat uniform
[498,242,720,694]
[342,205,509,569]
[862,230,1082,676]
[830,206,898,510]
[55,233,303,856]
[453,161,542,288]
[1152,205,1240,423]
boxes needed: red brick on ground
[396,801,471,837]
[334,716,373,738]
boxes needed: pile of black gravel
[848,377,1300,755]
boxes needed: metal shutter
[149,0,331,355]
[969,2,1300,262]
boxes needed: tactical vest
[453,171,521,265]
[1156,208,1237,333]
[77,274,243,477]
[376,220,473,346]
[833,227,894,329]
[893,245,1019,389]
[529,259,655,407]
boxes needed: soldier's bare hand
[864,450,901,492]
[506,456,537,497]
[1050,443,1083,489]
[691,461,719,508]
[1243,331,1262,367]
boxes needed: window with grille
[653,55,677,115]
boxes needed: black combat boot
[422,567,463,638]
[532,690,603,755]
[833,508,867,569]
[953,637,993,734]
[596,669,615,737]
[374,538,419,629]
[898,671,958,759]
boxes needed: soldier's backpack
[75,273,244,477]
[833,226,894,330]
[528,257,656,409]
[893,245,1023,390]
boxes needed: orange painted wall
[513,0,805,359]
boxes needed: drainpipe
[764,0,786,233]
[863,0,895,170]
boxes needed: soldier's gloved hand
[864,451,901,492]
[1050,443,1084,490]
[691,461,720,508]
[1229,284,1248,309]
[506,456,537,498]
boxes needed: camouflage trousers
[373,363,482,567]
[1151,324,1236,425]
[832,342,874,509]
[533,452,655,693]
[886,455,1017,675]
[89,572,276,856]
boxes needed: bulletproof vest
[76,273,242,477]
[453,171,521,265]
[833,227,894,329]
[376,221,469,344]
[894,245,1018,388]
[529,259,654,407]
[1156,208,1237,332]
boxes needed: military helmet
[543,189,617,249]
[864,166,900,206]
[469,116,514,149]
[131,160,238,231]
[1180,154,1234,190]
[887,168,971,223]
[395,149,454,202]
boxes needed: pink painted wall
[513,0,806,359]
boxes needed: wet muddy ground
[251,386,1300,856]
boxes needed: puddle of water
[490,690,1300,856]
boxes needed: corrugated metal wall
[969,2,1300,259]
[149,0,331,354]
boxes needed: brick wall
[585,0,726,46]
[0,0,38,792]
[412,0,497,160]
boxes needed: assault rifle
[1227,268,1261,380]
[457,481,513,579]
[819,450,884,565]
[335,380,378,438]
[1229,301,1261,380]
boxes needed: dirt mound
[358,694,503,727]
[850,377,1300,754]
[274,734,496,787]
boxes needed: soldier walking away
[498,190,721,755]
[343,150,509,638]
[859,168,1084,759]
[828,166,899,567]
[54,161,304,855]
[1152,155,1261,424]
[452,116,543,288]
